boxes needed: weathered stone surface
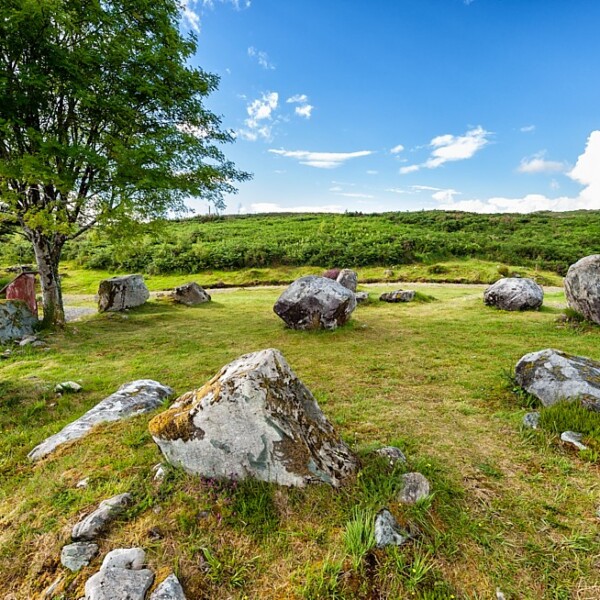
[560,431,588,450]
[97,275,149,312]
[515,349,600,409]
[564,254,600,325]
[149,348,358,487]
[0,300,37,344]
[483,277,543,311]
[374,446,407,466]
[398,472,430,504]
[336,269,358,292]
[355,291,369,304]
[55,381,82,393]
[374,509,408,548]
[84,548,153,600]
[28,380,173,461]
[149,574,186,600]
[379,290,415,303]
[72,493,132,541]
[523,412,540,429]
[61,542,99,571]
[172,282,211,306]
[273,276,357,330]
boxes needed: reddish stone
[5,274,38,317]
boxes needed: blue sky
[182,0,600,215]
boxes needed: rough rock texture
[72,493,132,541]
[172,282,211,306]
[84,548,153,600]
[515,349,600,409]
[61,542,99,571]
[560,431,588,450]
[97,275,149,312]
[0,300,37,344]
[149,574,186,600]
[483,277,543,311]
[374,446,407,466]
[379,290,415,303]
[273,276,357,330]
[336,269,358,292]
[523,412,540,429]
[55,381,82,393]
[398,472,430,504]
[149,348,358,487]
[355,291,369,304]
[374,509,408,548]
[564,255,600,324]
[28,380,173,461]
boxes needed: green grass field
[1,280,599,599]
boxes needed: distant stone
[484,277,543,311]
[523,412,540,429]
[72,493,132,541]
[19,334,38,346]
[374,446,407,466]
[383,269,394,279]
[398,472,430,504]
[336,269,358,292]
[172,282,211,306]
[515,349,600,409]
[28,380,173,461]
[0,300,38,344]
[355,291,369,304]
[273,276,357,330]
[61,542,99,571]
[564,255,600,325]
[55,381,82,393]
[560,431,588,451]
[379,290,415,303]
[149,348,358,487]
[149,573,186,600]
[97,275,149,312]
[374,509,408,548]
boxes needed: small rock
[398,472,430,504]
[149,573,187,600]
[72,493,132,541]
[355,291,369,304]
[336,269,358,292]
[101,547,146,571]
[76,477,90,489]
[152,463,166,482]
[560,431,588,451]
[374,509,408,548]
[496,589,507,600]
[61,542,99,571]
[42,575,64,599]
[379,290,415,303]
[55,381,83,393]
[31,340,48,347]
[147,527,163,540]
[374,446,407,466]
[172,282,211,306]
[523,412,540,429]
[19,335,38,346]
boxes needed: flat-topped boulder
[484,277,543,311]
[149,348,358,487]
[564,255,600,324]
[97,274,149,312]
[172,282,211,306]
[0,300,38,344]
[336,269,358,292]
[273,276,357,330]
[380,290,415,303]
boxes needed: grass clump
[539,401,600,447]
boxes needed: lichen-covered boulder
[564,255,600,324]
[515,348,600,409]
[97,274,149,312]
[0,300,38,344]
[149,348,358,487]
[172,282,211,306]
[273,276,357,330]
[379,290,415,303]
[336,269,358,292]
[483,278,543,311]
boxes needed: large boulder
[273,276,357,330]
[149,349,358,487]
[564,255,600,324]
[28,380,173,461]
[97,274,150,312]
[336,269,358,292]
[515,349,600,410]
[172,282,211,306]
[483,277,543,311]
[0,300,38,344]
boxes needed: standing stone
[97,275,149,312]
[483,277,543,311]
[564,255,600,325]
[149,574,186,600]
[61,542,99,571]
[149,348,358,487]
[336,269,358,292]
[172,282,211,306]
[379,290,415,303]
[28,380,173,461]
[0,300,38,344]
[515,349,600,409]
[374,509,408,548]
[398,472,430,504]
[72,493,132,541]
[273,276,357,330]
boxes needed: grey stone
[149,573,186,600]
[273,276,357,330]
[374,446,407,465]
[149,348,358,487]
[374,509,408,548]
[560,431,588,451]
[77,477,90,489]
[61,542,99,571]
[19,334,38,346]
[355,291,369,304]
[398,472,430,504]
[0,300,37,344]
[484,278,543,311]
[97,275,149,312]
[152,463,166,482]
[42,575,64,599]
[515,349,600,409]
[55,381,82,393]
[172,282,211,306]
[523,412,540,429]
[28,380,173,461]
[379,290,416,303]
[496,590,506,600]
[564,254,600,325]
[336,269,358,292]
[72,493,132,541]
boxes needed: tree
[0,0,249,326]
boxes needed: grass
[0,281,599,598]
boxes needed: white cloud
[410,185,442,192]
[431,189,461,203]
[520,125,536,133]
[238,92,278,141]
[286,94,308,104]
[295,104,313,119]
[400,165,420,175]
[390,144,405,154]
[334,192,374,199]
[202,0,251,9]
[386,188,409,194]
[248,46,275,70]
[269,148,373,169]
[366,170,378,175]
[250,202,344,213]
[286,94,314,119]
[181,0,201,31]
[517,152,567,174]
